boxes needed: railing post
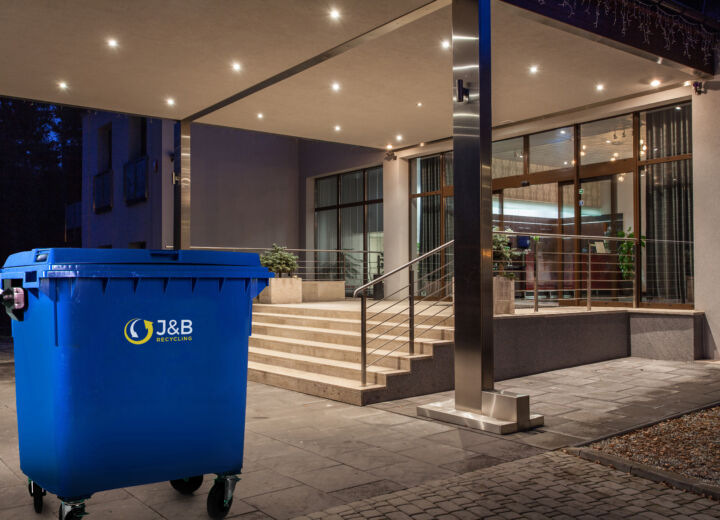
[533,238,539,313]
[587,247,592,311]
[360,293,367,386]
[408,268,415,355]
[632,238,638,308]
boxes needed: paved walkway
[0,342,718,519]
[294,451,720,520]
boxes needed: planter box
[302,280,345,302]
[258,277,302,304]
[494,276,515,315]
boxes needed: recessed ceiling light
[107,38,118,48]
[417,102,423,107]
[650,79,661,87]
[611,157,616,162]
[329,8,340,20]
[396,134,403,141]
[58,81,68,90]
[420,142,425,147]
[684,80,692,87]
[675,106,682,111]
[257,113,264,119]
[580,151,586,156]
[441,40,451,49]
[331,82,340,92]
[334,125,341,131]
[596,83,605,91]
[582,144,586,150]
[386,144,393,150]
[613,152,619,157]
[166,98,175,106]
[529,65,539,74]
[563,161,568,165]
[232,62,242,72]
[606,140,611,144]
[560,130,566,135]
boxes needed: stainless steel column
[174,119,192,250]
[452,0,494,412]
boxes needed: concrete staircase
[248,303,455,405]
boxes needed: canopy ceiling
[0,0,696,149]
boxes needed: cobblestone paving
[293,451,720,520]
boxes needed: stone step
[247,361,383,406]
[253,312,453,341]
[252,303,455,327]
[252,321,447,351]
[248,347,405,385]
[249,333,434,369]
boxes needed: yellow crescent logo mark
[124,318,154,345]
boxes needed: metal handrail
[353,240,454,298]
[190,246,383,254]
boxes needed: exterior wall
[81,112,166,248]
[190,124,300,249]
[383,157,410,298]
[692,75,720,360]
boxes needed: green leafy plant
[260,244,299,277]
[493,227,518,279]
[617,227,646,280]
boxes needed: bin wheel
[58,507,84,520]
[170,475,203,495]
[28,482,45,514]
[207,481,233,519]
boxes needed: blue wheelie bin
[0,248,271,519]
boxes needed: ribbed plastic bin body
[1,249,270,500]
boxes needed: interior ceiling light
[420,142,425,147]
[441,39,451,49]
[580,151,586,156]
[676,106,682,110]
[606,140,611,144]
[386,144,393,150]
[560,130,566,135]
[232,62,241,72]
[107,38,118,48]
[334,125,341,131]
[417,102,423,107]
[331,82,340,92]
[166,98,175,106]
[529,65,538,74]
[651,79,661,87]
[257,113,263,119]
[684,80,692,87]
[329,8,340,20]
[396,134,403,141]
[596,83,605,91]
[58,81,68,90]
[582,144,586,150]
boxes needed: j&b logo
[124,318,193,345]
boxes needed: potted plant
[617,227,646,296]
[492,227,518,314]
[257,244,302,304]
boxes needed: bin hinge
[2,287,27,321]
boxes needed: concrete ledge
[630,311,704,361]
[566,447,720,501]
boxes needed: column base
[417,391,544,435]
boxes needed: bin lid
[3,248,264,269]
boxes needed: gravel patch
[592,406,720,487]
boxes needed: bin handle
[150,251,180,261]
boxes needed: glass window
[315,176,337,208]
[444,152,454,187]
[367,166,383,200]
[580,173,633,238]
[529,127,574,173]
[580,115,633,165]
[641,160,693,304]
[501,183,559,235]
[367,203,383,279]
[411,155,442,194]
[314,208,338,281]
[492,137,524,178]
[340,170,363,204]
[639,103,692,161]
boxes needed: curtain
[644,106,693,303]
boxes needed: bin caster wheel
[170,475,203,495]
[207,478,237,519]
[28,481,46,514]
[58,501,86,520]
